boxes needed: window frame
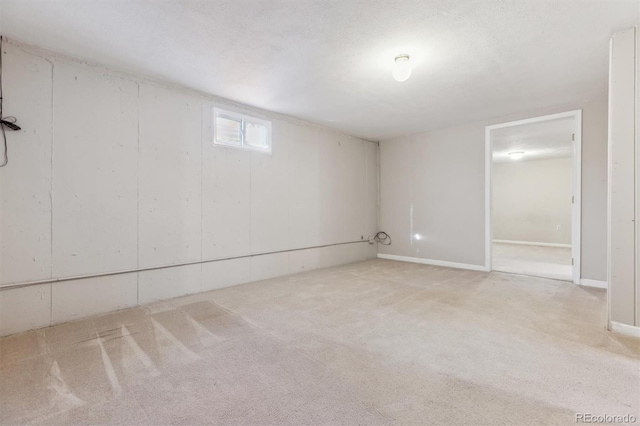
[213,107,272,154]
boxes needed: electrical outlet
[556,225,561,231]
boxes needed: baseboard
[493,239,571,248]
[610,321,640,338]
[377,253,488,272]
[579,279,608,289]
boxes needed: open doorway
[485,110,582,283]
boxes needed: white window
[213,108,272,153]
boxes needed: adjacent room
[490,115,576,282]
[0,1,639,425]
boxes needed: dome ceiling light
[392,54,412,82]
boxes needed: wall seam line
[136,82,140,306]
[632,27,636,326]
[200,100,204,292]
[49,57,54,326]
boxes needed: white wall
[379,97,608,280]
[0,40,379,336]
[493,157,572,245]
[379,122,486,266]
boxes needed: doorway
[485,110,582,283]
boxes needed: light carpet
[0,259,638,425]
[493,242,573,281]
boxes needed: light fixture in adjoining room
[392,54,412,82]
[508,151,525,160]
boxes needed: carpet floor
[492,242,573,281]
[0,259,638,425]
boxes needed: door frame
[484,109,582,284]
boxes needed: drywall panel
[379,139,414,258]
[363,241,378,260]
[201,104,251,259]
[201,258,251,292]
[380,123,485,266]
[608,28,636,326]
[0,39,378,336]
[322,245,345,270]
[365,141,379,238]
[288,247,324,273]
[411,123,485,266]
[317,134,343,245]
[138,264,201,305]
[138,84,202,267]
[250,252,289,282]
[0,45,52,285]
[287,124,321,249]
[340,137,367,242]
[288,246,342,273]
[250,121,289,254]
[493,158,572,244]
[51,273,137,324]
[52,62,138,277]
[0,284,51,336]
[340,243,372,265]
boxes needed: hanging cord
[374,231,392,245]
[0,36,22,168]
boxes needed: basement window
[213,108,272,154]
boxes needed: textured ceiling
[0,0,637,140]
[491,117,574,163]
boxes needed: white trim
[493,239,571,248]
[610,321,640,338]
[485,109,582,285]
[377,254,488,272]
[572,110,583,285]
[579,279,608,289]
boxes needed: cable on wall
[0,239,371,291]
[0,36,22,168]
[374,231,392,245]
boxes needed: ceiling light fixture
[392,54,412,82]
[508,151,525,160]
